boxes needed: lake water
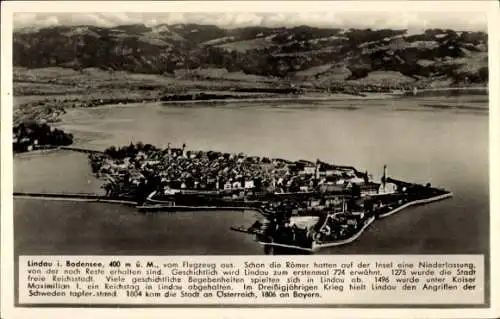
[14,96,489,255]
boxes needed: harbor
[9,117,456,254]
[13,99,488,255]
[82,139,454,252]
[13,148,454,253]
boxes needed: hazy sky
[13,10,487,32]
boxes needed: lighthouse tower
[182,143,187,158]
[379,164,389,194]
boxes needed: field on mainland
[13,66,287,123]
[13,66,488,124]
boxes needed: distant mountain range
[13,24,488,87]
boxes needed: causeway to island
[13,124,452,254]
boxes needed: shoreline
[160,93,396,105]
[13,189,454,253]
[309,191,453,251]
[14,86,488,124]
[13,135,457,254]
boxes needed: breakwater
[14,143,454,253]
[307,191,453,251]
[26,145,104,154]
[137,205,257,213]
[13,192,136,206]
[377,192,453,218]
[13,191,266,214]
[59,146,104,154]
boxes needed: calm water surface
[14,98,489,255]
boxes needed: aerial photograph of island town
[12,11,489,256]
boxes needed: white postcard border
[1,1,499,318]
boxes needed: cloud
[13,11,487,31]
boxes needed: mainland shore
[13,67,488,124]
[13,90,397,124]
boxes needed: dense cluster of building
[89,142,388,201]
[87,142,443,251]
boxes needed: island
[85,142,453,253]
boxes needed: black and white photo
[1,1,498,316]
